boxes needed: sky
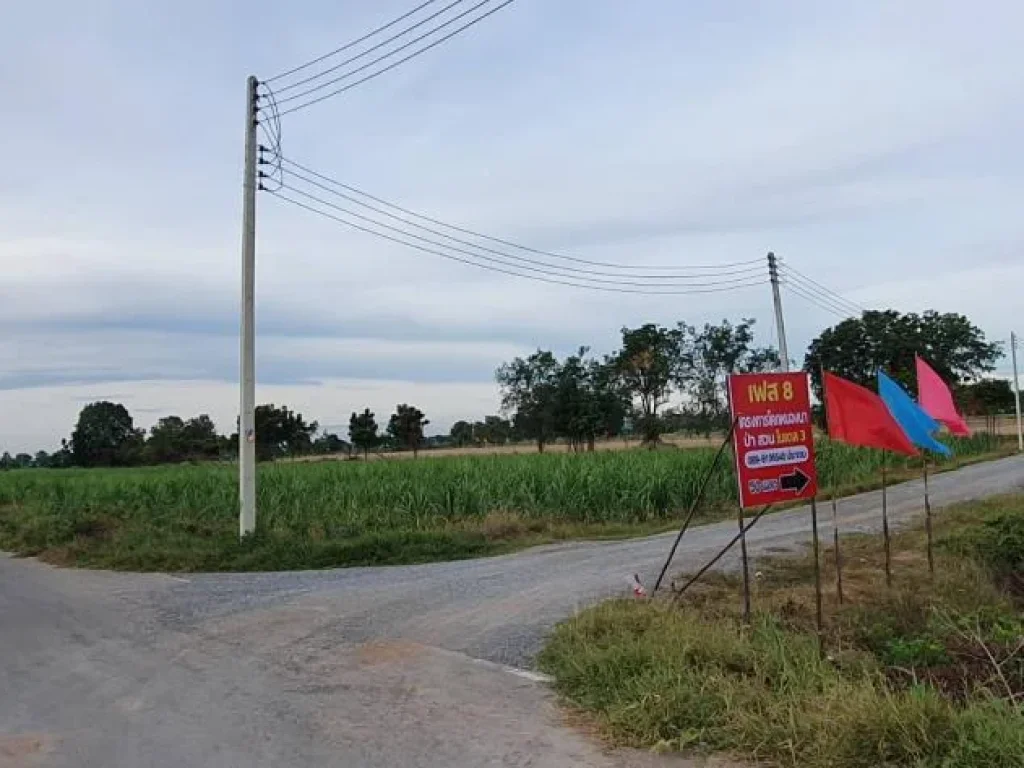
[2,0,1023,453]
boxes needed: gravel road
[2,454,1022,767]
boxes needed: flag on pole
[916,356,971,436]
[877,370,952,457]
[823,372,918,456]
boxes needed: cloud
[1,0,1022,451]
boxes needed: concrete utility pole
[1012,331,1022,453]
[239,75,258,536]
[767,252,790,372]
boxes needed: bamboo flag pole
[820,366,844,604]
[810,496,824,650]
[881,451,892,588]
[923,456,934,577]
[831,487,844,603]
[737,501,752,625]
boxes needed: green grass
[0,433,1010,571]
[539,494,1024,768]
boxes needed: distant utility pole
[1012,330,1022,453]
[239,75,258,536]
[767,252,790,372]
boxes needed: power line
[782,279,858,318]
[273,0,471,94]
[779,262,866,314]
[263,0,446,84]
[276,163,766,282]
[275,0,496,105]
[782,273,861,317]
[276,1,516,116]
[256,84,284,192]
[266,188,769,296]
[783,281,856,320]
[784,283,851,319]
[275,180,768,289]
[276,155,765,272]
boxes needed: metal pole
[239,75,258,537]
[767,252,790,372]
[1012,331,1022,453]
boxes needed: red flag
[916,356,971,436]
[823,372,919,456]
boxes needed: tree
[958,379,1016,415]
[496,350,560,452]
[476,415,513,446]
[550,348,630,451]
[450,420,475,447]
[33,450,51,468]
[246,404,318,461]
[804,310,1001,401]
[0,452,12,470]
[387,404,430,456]
[612,324,684,444]
[181,414,222,460]
[678,318,779,436]
[145,416,188,464]
[311,430,348,455]
[145,414,222,464]
[348,408,380,459]
[70,401,145,467]
[14,453,33,469]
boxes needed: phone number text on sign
[728,372,818,508]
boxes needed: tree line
[495,318,779,451]
[493,310,1007,452]
[0,401,433,469]
[0,310,1010,469]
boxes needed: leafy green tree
[552,348,630,451]
[612,324,684,444]
[0,452,13,470]
[181,414,221,460]
[679,318,779,436]
[70,401,145,467]
[804,310,1001,400]
[387,404,430,457]
[243,404,318,461]
[311,431,348,455]
[14,453,33,469]
[145,416,187,464]
[450,420,475,447]
[348,408,380,459]
[496,350,560,452]
[146,414,222,464]
[958,379,1016,415]
[476,415,513,445]
[33,450,51,468]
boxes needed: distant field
[0,434,1009,572]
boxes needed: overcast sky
[2,0,1022,453]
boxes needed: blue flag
[877,370,952,457]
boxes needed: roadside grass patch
[539,493,1024,768]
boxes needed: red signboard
[728,372,818,508]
